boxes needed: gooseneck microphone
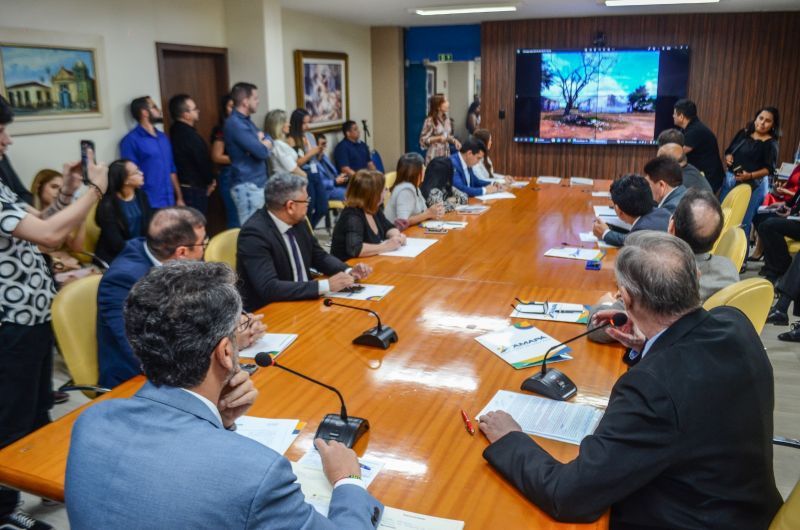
[254,353,369,447]
[323,298,398,349]
[521,313,628,401]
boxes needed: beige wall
[370,27,405,169]
[2,0,226,184]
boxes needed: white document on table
[290,463,465,529]
[325,284,394,301]
[509,180,529,188]
[421,221,468,230]
[477,390,604,445]
[297,448,385,488]
[238,333,298,359]
[234,417,302,455]
[537,176,562,184]
[475,191,516,201]
[593,205,617,217]
[380,237,438,258]
[544,247,605,261]
[454,204,489,215]
[591,191,611,198]
[570,177,593,186]
[579,232,614,249]
[510,301,590,324]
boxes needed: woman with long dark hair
[286,108,328,228]
[384,153,444,227]
[419,94,461,164]
[719,106,781,239]
[210,93,239,228]
[95,159,151,264]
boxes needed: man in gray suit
[588,188,738,342]
[66,261,383,529]
[658,142,713,193]
[644,155,687,213]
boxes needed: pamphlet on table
[239,333,298,359]
[510,301,590,324]
[475,323,572,369]
[544,247,605,261]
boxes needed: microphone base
[314,414,370,448]
[521,368,577,401]
[353,325,398,349]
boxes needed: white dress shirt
[268,211,329,294]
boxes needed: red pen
[460,409,475,435]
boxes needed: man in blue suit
[68,261,383,529]
[592,174,671,247]
[450,139,501,197]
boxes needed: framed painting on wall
[0,27,110,135]
[294,50,348,132]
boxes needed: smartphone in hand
[80,139,95,184]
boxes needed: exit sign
[437,53,453,62]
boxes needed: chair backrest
[770,479,799,530]
[204,228,240,271]
[713,227,748,271]
[702,277,774,334]
[75,201,101,263]
[720,184,752,229]
[384,171,397,190]
[51,274,102,392]
[710,207,733,254]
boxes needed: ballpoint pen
[460,409,475,435]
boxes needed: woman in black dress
[330,169,406,260]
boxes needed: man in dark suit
[592,174,671,247]
[237,172,372,310]
[479,231,782,529]
[96,207,265,388]
[657,142,712,193]
[644,155,686,214]
[450,139,501,197]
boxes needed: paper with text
[511,301,590,324]
[475,323,572,369]
[298,448,385,487]
[235,417,303,455]
[239,333,298,359]
[579,232,614,249]
[380,237,438,258]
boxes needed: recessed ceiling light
[413,4,518,16]
[605,0,719,6]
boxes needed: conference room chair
[204,228,240,271]
[51,274,110,398]
[720,184,752,229]
[786,237,800,255]
[702,277,774,334]
[770,479,800,530]
[73,201,104,266]
[710,207,734,254]
[713,227,748,271]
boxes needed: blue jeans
[230,181,264,225]
[718,172,768,240]
[217,166,240,228]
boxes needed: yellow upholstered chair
[710,207,734,253]
[713,227,747,271]
[770,479,800,530]
[720,184,751,229]
[51,274,108,397]
[702,278,774,334]
[384,171,397,190]
[204,228,240,271]
[786,237,800,255]
[74,201,101,264]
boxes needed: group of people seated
[0,84,796,530]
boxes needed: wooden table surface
[0,179,622,529]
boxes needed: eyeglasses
[287,198,311,205]
[237,312,253,333]
[183,236,210,250]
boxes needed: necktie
[286,226,307,282]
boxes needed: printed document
[239,333,297,359]
[234,417,303,455]
[380,237,438,258]
[475,324,571,369]
[544,247,605,261]
[511,301,590,324]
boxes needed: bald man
[658,142,713,192]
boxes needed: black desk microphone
[254,353,369,448]
[323,298,398,349]
[521,313,628,401]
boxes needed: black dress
[330,207,394,260]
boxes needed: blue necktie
[286,226,307,282]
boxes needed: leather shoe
[778,322,800,342]
[766,309,789,326]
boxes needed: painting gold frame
[294,50,349,133]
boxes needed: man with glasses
[120,96,184,208]
[237,172,372,310]
[96,207,266,388]
[68,261,383,529]
[169,94,216,214]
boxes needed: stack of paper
[544,247,605,261]
[234,417,304,455]
[475,191,516,201]
[570,177,593,186]
[239,333,298,359]
[290,463,465,529]
[477,390,603,445]
[454,204,489,215]
[297,449,385,487]
[510,301,590,324]
[579,231,614,249]
[537,176,562,185]
[326,284,394,301]
[380,237,438,258]
[420,220,468,230]
[475,323,572,369]
[592,205,632,231]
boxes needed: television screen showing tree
[513,47,690,145]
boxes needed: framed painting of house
[0,28,110,135]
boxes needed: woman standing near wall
[210,94,239,228]
[419,94,461,164]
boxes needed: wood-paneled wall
[481,12,800,179]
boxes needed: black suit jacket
[603,207,671,247]
[237,208,348,310]
[483,307,782,529]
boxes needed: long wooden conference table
[0,179,624,529]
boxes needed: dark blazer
[237,208,348,310]
[96,238,153,388]
[603,207,671,247]
[483,307,782,529]
[658,185,687,214]
[94,190,152,265]
[450,152,491,197]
